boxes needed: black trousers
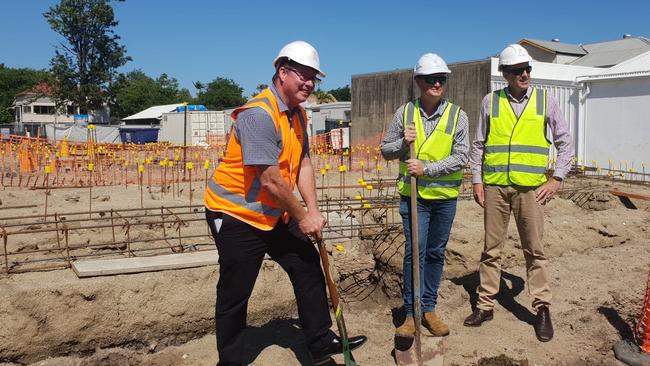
[206,210,334,365]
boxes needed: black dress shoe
[463,309,494,327]
[311,335,367,365]
[534,306,554,342]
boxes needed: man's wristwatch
[552,176,563,182]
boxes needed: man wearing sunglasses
[204,40,366,365]
[381,53,469,338]
[464,44,574,343]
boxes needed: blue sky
[1,0,649,97]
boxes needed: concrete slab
[72,250,219,278]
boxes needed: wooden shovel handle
[317,239,340,311]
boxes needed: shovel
[394,132,444,366]
[317,238,358,366]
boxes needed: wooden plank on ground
[610,190,650,201]
[72,251,219,278]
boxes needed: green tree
[44,0,131,114]
[196,77,247,110]
[177,88,192,104]
[328,85,350,102]
[192,81,205,98]
[155,73,189,104]
[251,83,268,97]
[109,70,191,120]
[0,65,52,123]
[312,89,336,104]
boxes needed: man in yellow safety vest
[381,53,469,338]
[464,44,574,343]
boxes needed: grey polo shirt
[234,84,309,166]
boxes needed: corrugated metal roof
[522,39,586,55]
[571,37,650,67]
[578,50,650,81]
[582,37,650,52]
[570,49,649,67]
[122,103,185,121]
[519,36,650,67]
[605,50,650,74]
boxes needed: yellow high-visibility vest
[483,88,550,186]
[398,99,463,199]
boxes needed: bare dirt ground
[1,172,649,366]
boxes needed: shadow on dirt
[239,318,313,365]
[450,271,536,325]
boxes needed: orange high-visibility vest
[203,88,306,231]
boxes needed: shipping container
[159,110,228,145]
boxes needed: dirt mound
[1,178,649,365]
[477,354,529,366]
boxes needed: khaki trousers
[476,185,551,311]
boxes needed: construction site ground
[1,171,649,366]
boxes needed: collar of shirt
[269,83,300,117]
[504,86,533,103]
[417,98,448,121]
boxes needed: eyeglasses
[418,75,447,86]
[284,66,321,84]
[504,66,532,76]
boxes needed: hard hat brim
[273,56,326,78]
[414,69,451,76]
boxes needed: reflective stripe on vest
[483,88,550,186]
[398,175,462,188]
[397,99,463,199]
[203,88,305,230]
[206,177,282,218]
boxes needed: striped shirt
[380,99,469,178]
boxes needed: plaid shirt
[380,99,469,178]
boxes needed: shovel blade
[394,335,444,366]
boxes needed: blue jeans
[400,195,457,316]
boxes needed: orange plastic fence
[2,131,395,188]
[309,130,388,175]
[1,133,230,188]
[636,265,650,353]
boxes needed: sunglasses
[419,75,447,86]
[504,66,532,76]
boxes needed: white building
[576,51,650,169]
[13,93,75,124]
[121,103,184,126]
[13,85,110,125]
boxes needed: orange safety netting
[636,265,650,353]
[2,130,391,188]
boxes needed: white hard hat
[273,40,326,77]
[498,44,532,68]
[414,53,451,76]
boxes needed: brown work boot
[395,316,416,337]
[534,306,554,342]
[463,309,493,327]
[422,312,450,336]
